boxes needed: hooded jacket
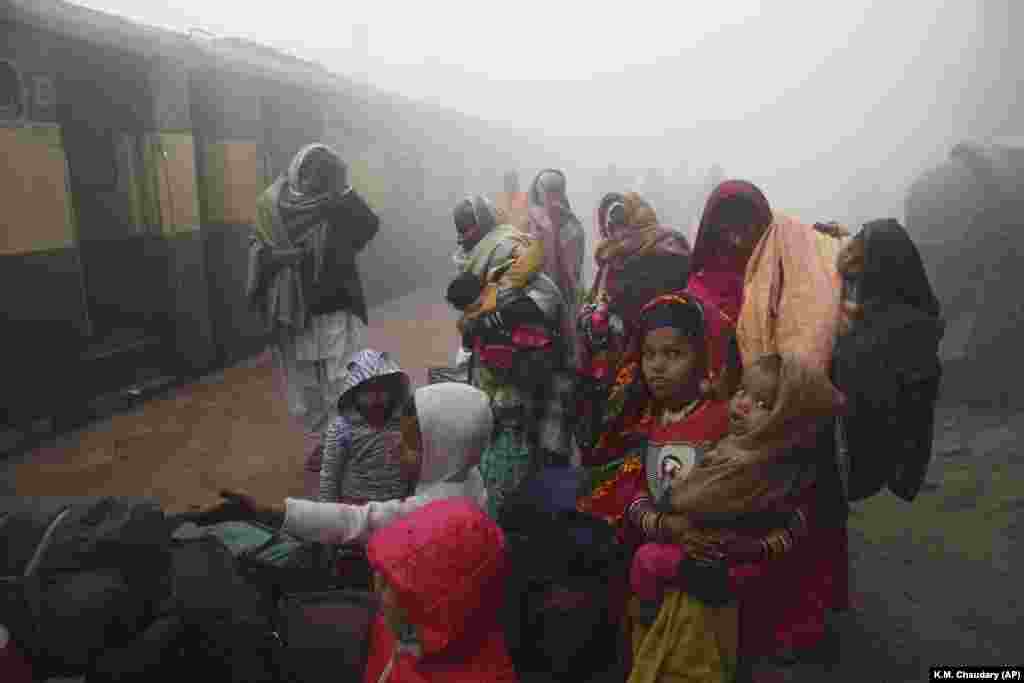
[363,497,517,682]
[284,383,493,544]
[319,350,412,503]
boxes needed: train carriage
[1,0,538,433]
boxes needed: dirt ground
[4,286,460,512]
[2,286,1020,681]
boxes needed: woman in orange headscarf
[575,193,692,464]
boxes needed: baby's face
[728,365,778,436]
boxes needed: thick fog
[75,0,1019,247]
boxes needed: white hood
[412,382,493,490]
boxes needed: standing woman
[247,143,379,466]
[526,169,586,365]
[688,180,852,669]
[688,180,844,393]
[575,192,692,464]
[448,196,573,515]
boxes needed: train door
[56,43,173,351]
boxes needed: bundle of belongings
[497,467,629,681]
[0,496,377,683]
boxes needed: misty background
[71,0,1022,284]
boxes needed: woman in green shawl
[447,195,575,517]
[247,143,379,467]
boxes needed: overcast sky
[71,0,998,228]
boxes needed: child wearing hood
[365,497,517,682]
[319,350,413,504]
[211,382,493,546]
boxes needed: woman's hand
[685,537,727,564]
[720,535,765,562]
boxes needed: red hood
[366,498,507,657]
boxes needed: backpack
[0,496,173,679]
[88,535,286,683]
[498,468,628,680]
[275,589,380,683]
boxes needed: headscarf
[669,353,844,522]
[736,209,843,374]
[833,220,944,502]
[857,219,940,317]
[412,382,494,490]
[527,169,586,313]
[687,180,773,322]
[593,192,690,270]
[453,195,500,241]
[248,143,355,332]
[597,291,733,453]
[591,192,691,320]
[451,196,509,276]
[271,144,351,246]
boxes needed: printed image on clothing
[645,441,705,502]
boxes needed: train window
[0,59,25,122]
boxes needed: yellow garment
[628,593,738,683]
[457,228,544,333]
[736,212,841,374]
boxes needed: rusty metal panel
[0,126,75,255]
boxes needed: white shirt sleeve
[283,482,473,545]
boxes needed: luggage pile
[1,496,378,682]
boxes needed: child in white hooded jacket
[210,382,493,545]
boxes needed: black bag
[276,589,380,683]
[174,520,356,595]
[0,496,173,679]
[90,535,285,683]
[676,557,735,607]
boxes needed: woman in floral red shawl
[575,193,692,463]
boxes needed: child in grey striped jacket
[319,349,413,504]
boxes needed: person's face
[642,328,703,405]
[355,378,395,425]
[297,153,331,195]
[398,412,424,482]
[728,364,779,436]
[543,190,563,217]
[837,237,866,336]
[719,220,767,257]
[456,222,483,250]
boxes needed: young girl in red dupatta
[626,354,846,683]
[575,193,692,463]
[576,291,732,547]
[575,291,731,676]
